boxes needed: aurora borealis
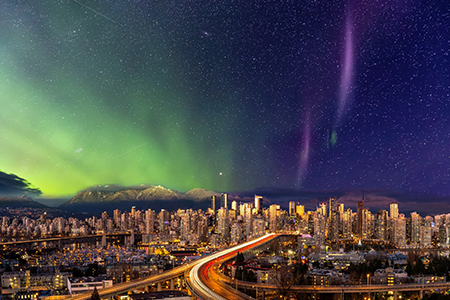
[1,1,449,198]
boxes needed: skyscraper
[329,198,337,216]
[390,202,399,219]
[211,195,217,214]
[296,204,305,217]
[289,201,296,216]
[159,209,169,235]
[269,204,279,232]
[255,195,263,215]
[410,212,422,247]
[217,207,229,239]
[221,193,228,209]
[357,201,364,238]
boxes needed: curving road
[187,233,278,300]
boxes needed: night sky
[1,0,449,198]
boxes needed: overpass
[68,234,278,300]
[67,233,450,300]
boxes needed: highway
[187,233,277,300]
[68,234,276,299]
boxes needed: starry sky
[0,0,449,198]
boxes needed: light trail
[188,233,276,300]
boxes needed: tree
[90,287,100,300]
[405,261,413,276]
[273,263,299,299]
[235,252,245,264]
[412,258,426,275]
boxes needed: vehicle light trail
[188,233,277,300]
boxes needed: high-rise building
[394,214,407,247]
[375,210,388,240]
[217,207,229,239]
[296,204,305,217]
[362,209,372,239]
[318,203,327,218]
[145,209,155,234]
[243,203,253,237]
[327,198,339,241]
[230,222,243,244]
[357,201,364,238]
[289,201,296,216]
[390,203,399,219]
[211,196,217,214]
[329,198,337,216]
[342,208,352,238]
[253,218,265,237]
[314,213,326,249]
[159,209,169,235]
[410,212,421,247]
[269,205,279,232]
[255,195,263,215]
[197,216,208,242]
[231,200,237,211]
[423,216,433,247]
[221,193,228,209]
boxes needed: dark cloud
[0,171,41,196]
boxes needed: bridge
[68,234,278,300]
[65,233,450,299]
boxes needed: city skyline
[1,1,449,201]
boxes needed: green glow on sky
[0,17,233,197]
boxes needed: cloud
[0,171,42,196]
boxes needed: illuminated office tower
[159,209,170,235]
[338,203,344,214]
[296,204,305,217]
[269,204,279,232]
[319,203,327,218]
[314,213,326,249]
[361,208,372,239]
[180,212,191,241]
[394,214,407,247]
[217,207,229,239]
[145,209,155,234]
[221,193,228,209]
[197,216,208,242]
[113,209,121,227]
[423,216,433,247]
[342,208,352,238]
[410,212,421,247]
[328,198,339,241]
[329,197,337,216]
[357,201,364,238]
[445,214,450,226]
[297,213,309,234]
[255,195,263,215]
[231,200,237,211]
[390,202,399,219]
[243,203,253,237]
[230,222,243,244]
[289,201,296,216]
[435,215,445,228]
[253,218,265,237]
[211,195,217,214]
[375,210,388,240]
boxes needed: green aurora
[0,2,242,197]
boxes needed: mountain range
[59,185,221,214]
